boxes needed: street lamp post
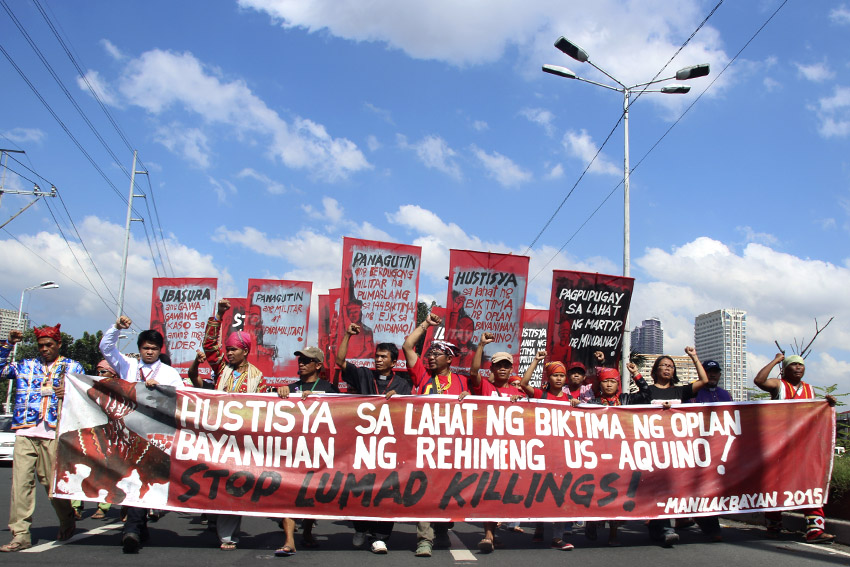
[543,36,709,386]
[4,281,59,413]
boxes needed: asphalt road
[0,463,848,566]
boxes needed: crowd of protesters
[0,300,838,555]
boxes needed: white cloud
[208,176,237,204]
[562,129,619,176]
[100,39,125,60]
[364,102,394,125]
[632,236,850,387]
[399,134,462,180]
[1,127,45,144]
[0,216,232,337]
[794,61,835,82]
[100,49,370,180]
[830,4,850,25]
[520,107,555,136]
[366,135,381,151]
[471,146,532,188]
[76,70,120,106]
[811,86,850,138]
[302,196,343,222]
[237,168,287,194]
[737,225,778,246]
[472,120,489,132]
[546,163,564,179]
[154,124,211,168]
[763,77,781,92]
[239,0,728,110]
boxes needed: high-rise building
[631,317,664,355]
[694,309,748,401]
[0,308,28,339]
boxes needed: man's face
[374,349,394,372]
[38,338,60,364]
[707,369,722,386]
[600,378,619,396]
[297,355,320,378]
[785,362,805,381]
[490,360,512,382]
[225,346,248,367]
[424,349,451,373]
[567,369,586,387]
[139,341,162,364]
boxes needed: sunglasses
[297,356,318,364]
[96,370,115,376]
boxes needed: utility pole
[117,150,147,317]
[0,149,57,226]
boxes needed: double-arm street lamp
[543,36,709,381]
[4,281,60,413]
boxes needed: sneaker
[122,533,141,554]
[371,540,388,554]
[434,532,451,549]
[415,540,432,557]
[353,531,369,549]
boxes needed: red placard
[339,237,421,370]
[446,250,529,374]
[548,270,634,370]
[218,297,247,339]
[150,278,217,378]
[245,279,312,385]
[55,374,836,522]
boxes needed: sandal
[92,509,107,520]
[477,538,494,553]
[221,542,237,550]
[0,541,32,552]
[275,545,296,556]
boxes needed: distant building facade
[631,317,664,355]
[694,309,748,401]
[0,308,28,339]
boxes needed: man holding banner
[0,324,79,552]
[336,322,410,553]
[99,315,185,553]
[754,353,836,543]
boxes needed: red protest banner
[150,278,217,378]
[446,251,529,374]
[339,237,421,370]
[518,309,548,388]
[245,279,312,385]
[54,374,835,522]
[548,270,634,371]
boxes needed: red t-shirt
[472,377,524,398]
[531,387,572,403]
[411,358,468,396]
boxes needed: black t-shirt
[648,383,694,402]
[342,364,412,395]
[289,378,339,394]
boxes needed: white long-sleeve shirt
[99,325,184,388]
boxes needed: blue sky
[1,0,849,388]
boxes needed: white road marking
[792,541,850,558]
[22,522,123,553]
[448,529,477,562]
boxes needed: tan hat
[294,346,324,363]
[490,352,513,365]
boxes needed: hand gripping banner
[54,374,834,522]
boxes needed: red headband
[34,324,61,343]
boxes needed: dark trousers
[123,506,149,538]
[353,520,394,539]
